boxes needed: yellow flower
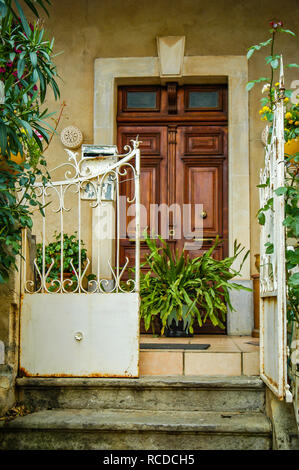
[284,128,289,132]
[289,120,294,124]
[275,82,280,87]
[285,112,292,119]
[262,106,270,112]
[261,116,268,121]
[295,121,299,126]
[284,97,289,103]
[259,109,264,114]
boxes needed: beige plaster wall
[37,0,299,273]
[0,264,20,414]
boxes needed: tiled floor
[139,335,260,377]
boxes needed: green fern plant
[140,235,250,335]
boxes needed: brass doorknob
[200,211,207,219]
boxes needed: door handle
[193,238,214,244]
[200,211,207,219]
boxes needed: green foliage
[257,162,299,327]
[257,155,299,326]
[36,231,87,280]
[0,159,48,283]
[247,22,299,326]
[246,21,298,113]
[0,1,60,158]
[0,0,60,283]
[139,235,250,335]
[280,163,299,323]
[0,0,51,19]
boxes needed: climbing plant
[247,21,299,324]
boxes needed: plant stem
[42,101,66,153]
[269,31,275,109]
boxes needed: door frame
[93,55,252,335]
[94,55,250,279]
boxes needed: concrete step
[16,376,266,413]
[0,408,272,450]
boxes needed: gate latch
[74,332,83,342]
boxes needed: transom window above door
[187,90,219,110]
[121,86,161,112]
[117,84,227,119]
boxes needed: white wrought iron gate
[259,60,291,401]
[20,139,141,378]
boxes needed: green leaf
[19,120,33,138]
[247,48,255,60]
[275,186,288,196]
[29,51,38,68]
[0,121,8,155]
[14,0,31,38]
[286,63,299,68]
[0,0,8,17]
[281,29,296,36]
[265,243,274,254]
[258,212,266,225]
[246,81,255,92]
[32,69,39,83]
[24,0,50,17]
[270,59,279,69]
[289,272,299,287]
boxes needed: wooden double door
[117,84,228,333]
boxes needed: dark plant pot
[164,319,193,338]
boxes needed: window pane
[127,91,157,109]
[188,91,219,108]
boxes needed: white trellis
[259,58,291,401]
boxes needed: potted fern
[140,235,250,336]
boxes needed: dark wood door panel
[184,131,224,155]
[179,126,227,155]
[184,165,221,236]
[176,125,228,258]
[118,127,164,157]
[118,126,168,237]
[120,241,150,269]
[184,241,224,260]
[120,163,160,238]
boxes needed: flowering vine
[0,0,61,283]
[247,21,299,325]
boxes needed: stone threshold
[139,335,260,376]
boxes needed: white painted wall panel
[20,293,139,377]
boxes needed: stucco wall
[36,0,299,273]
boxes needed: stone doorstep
[16,375,264,388]
[0,409,272,450]
[1,408,271,434]
[15,375,266,415]
[139,335,260,376]
[139,351,259,376]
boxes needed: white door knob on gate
[74,332,83,341]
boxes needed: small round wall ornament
[60,126,83,149]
